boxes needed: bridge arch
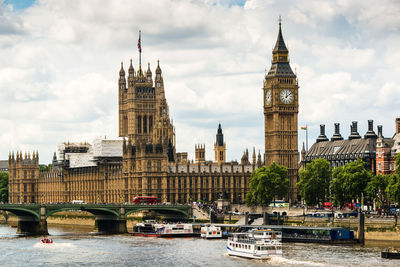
[124,206,189,218]
[0,207,40,221]
[45,207,119,219]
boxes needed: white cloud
[0,0,399,164]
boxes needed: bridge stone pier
[91,207,127,234]
[0,203,190,236]
[1,205,49,236]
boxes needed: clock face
[265,90,271,105]
[280,89,294,104]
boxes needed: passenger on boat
[40,238,53,244]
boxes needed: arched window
[137,116,141,133]
[147,161,152,172]
[157,160,161,172]
[149,116,153,133]
[143,116,147,133]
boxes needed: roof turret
[119,62,125,76]
[146,62,152,83]
[156,59,162,74]
[216,123,224,146]
[129,59,134,74]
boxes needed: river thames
[0,224,399,266]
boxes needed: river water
[0,224,399,266]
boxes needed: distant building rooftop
[0,160,8,171]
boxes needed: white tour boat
[227,229,282,260]
[133,222,195,237]
[201,225,223,239]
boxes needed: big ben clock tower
[264,18,299,202]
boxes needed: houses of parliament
[8,21,299,205]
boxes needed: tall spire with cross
[137,30,142,66]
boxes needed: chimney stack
[396,118,400,134]
[378,125,383,138]
[316,124,329,143]
[364,119,378,139]
[349,121,361,140]
[331,123,344,141]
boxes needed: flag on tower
[301,126,307,130]
[137,31,142,53]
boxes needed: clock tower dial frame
[263,19,299,203]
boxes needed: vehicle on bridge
[72,200,85,204]
[133,196,158,204]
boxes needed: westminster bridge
[0,203,191,235]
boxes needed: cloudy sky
[1,0,399,164]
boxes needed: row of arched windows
[137,115,153,134]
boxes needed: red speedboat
[40,238,53,244]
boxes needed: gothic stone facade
[8,60,261,204]
[9,23,296,205]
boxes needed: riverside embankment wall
[0,211,141,230]
[285,216,400,241]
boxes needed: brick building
[376,118,400,175]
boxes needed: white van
[72,200,84,204]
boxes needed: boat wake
[223,253,332,266]
[33,242,75,249]
[269,256,335,267]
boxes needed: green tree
[0,171,8,203]
[297,158,332,206]
[39,164,52,172]
[245,163,289,206]
[386,174,400,203]
[365,174,389,208]
[330,159,372,207]
[330,166,346,207]
[395,153,400,176]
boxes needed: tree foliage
[39,164,52,172]
[330,166,346,207]
[365,174,389,207]
[386,174,400,203]
[0,172,8,203]
[395,153,400,177]
[297,158,332,206]
[330,159,372,207]
[245,163,289,206]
